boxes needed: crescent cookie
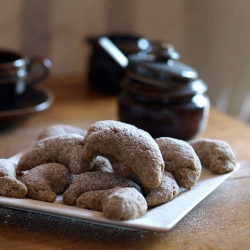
[16,134,95,175]
[37,124,87,140]
[76,188,121,211]
[145,171,179,207]
[102,187,147,220]
[63,171,141,205]
[82,120,165,190]
[189,138,237,174]
[20,163,72,203]
[155,137,202,190]
[0,159,27,198]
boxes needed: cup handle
[27,57,52,85]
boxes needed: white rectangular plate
[0,153,240,232]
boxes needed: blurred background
[1,0,250,122]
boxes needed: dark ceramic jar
[118,50,210,140]
[87,34,152,94]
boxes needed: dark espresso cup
[0,49,51,109]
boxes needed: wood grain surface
[0,75,249,250]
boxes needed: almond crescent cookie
[0,159,27,198]
[20,163,72,203]
[37,124,87,140]
[16,134,95,175]
[189,138,237,174]
[82,120,165,190]
[63,171,141,205]
[76,188,121,211]
[156,137,202,190]
[102,187,147,220]
[145,171,179,207]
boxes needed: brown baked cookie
[156,137,202,190]
[63,171,141,205]
[145,171,179,207]
[82,120,164,190]
[126,171,180,206]
[17,134,95,175]
[37,124,87,140]
[76,187,121,211]
[0,159,27,198]
[102,187,147,220]
[90,156,114,173]
[20,163,73,203]
[189,138,237,174]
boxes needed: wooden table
[0,75,249,250]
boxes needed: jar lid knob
[152,42,180,61]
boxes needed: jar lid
[121,77,207,100]
[127,42,198,89]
